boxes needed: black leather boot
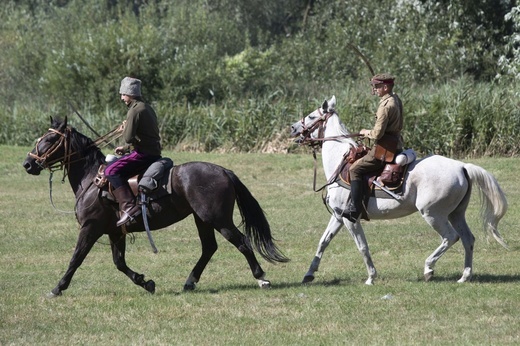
[335,180,363,223]
[112,185,141,227]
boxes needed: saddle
[337,146,416,220]
[339,146,408,188]
[94,157,174,201]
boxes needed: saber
[140,191,158,253]
[68,101,116,149]
[372,180,402,200]
[347,42,375,77]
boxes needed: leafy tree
[498,5,520,80]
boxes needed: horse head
[23,116,71,175]
[290,95,358,149]
[290,96,337,143]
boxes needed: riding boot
[112,185,142,227]
[336,180,363,223]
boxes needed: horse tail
[224,169,290,263]
[464,163,508,249]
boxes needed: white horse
[290,96,508,285]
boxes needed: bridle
[296,109,361,194]
[297,109,332,148]
[28,127,76,175]
[28,122,125,176]
[297,108,360,148]
[27,126,84,214]
[27,122,125,214]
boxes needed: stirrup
[334,207,360,223]
[117,208,142,227]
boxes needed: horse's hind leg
[421,214,460,281]
[184,215,267,290]
[214,221,269,289]
[183,216,218,291]
[449,207,475,283]
[109,233,155,294]
[216,223,270,289]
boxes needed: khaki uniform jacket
[122,99,162,156]
[349,93,404,180]
[366,93,403,150]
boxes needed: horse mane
[51,117,106,169]
[330,113,358,148]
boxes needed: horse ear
[321,99,329,112]
[328,95,336,111]
[64,116,68,127]
[50,116,54,125]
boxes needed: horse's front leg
[302,215,344,284]
[49,227,102,297]
[345,221,377,285]
[109,233,156,294]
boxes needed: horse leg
[221,226,269,288]
[345,221,377,285]
[219,223,270,289]
[210,214,269,289]
[449,210,475,283]
[183,216,219,291]
[109,233,155,293]
[449,181,475,283]
[422,214,460,281]
[302,216,344,284]
[49,227,102,297]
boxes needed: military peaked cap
[370,73,395,85]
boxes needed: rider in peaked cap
[336,72,403,223]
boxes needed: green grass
[1,145,519,345]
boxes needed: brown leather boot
[112,185,141,227]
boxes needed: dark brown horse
[23,117,288,296]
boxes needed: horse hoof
[46,291,62,298]
[302,275,315,284]
[47,288,62,298]
[424,271,434,282]
[365,278,374,285]
[457,268,472,283]
[259,280,271,289]
[183,283,196,291]
[145,280,156,294]
[457,275,472,283]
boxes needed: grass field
[1,145,519,345]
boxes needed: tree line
[1,0,519,156]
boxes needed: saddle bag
[379,163,404,185]
[138,158,174,193]
[373,134,399,163]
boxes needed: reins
[48,172,75,214]
[34,122,125,214]
[297,109,360,193]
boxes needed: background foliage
[1,0,519,156]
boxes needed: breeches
[349,153,384,181]
[105,151,160,189]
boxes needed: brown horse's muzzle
[22,156,42,175]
